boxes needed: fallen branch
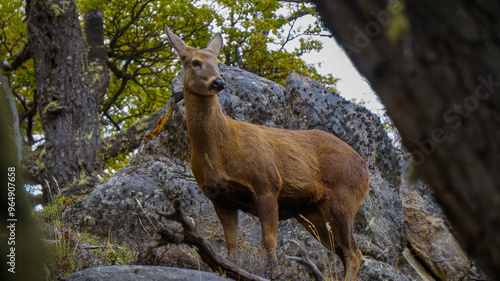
[285,255,324,281]
[81,244,122,250]
[41,239,122,250]
[142,200,269,281]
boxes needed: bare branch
[108,0,154,50]
[104,112,121,132]
[2,42,31,71]
[99,106,166,161]
[106,59,133,80]
[285,9,311,22]
[285,256,324,281]
[19,90,37,145]
[279,0,311,3]
[279,16,299,52]
[142,200,269,281]
[100,73,129,116]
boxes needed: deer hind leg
[295,208,346,271]
[318,199,362,281]
[213,202,239,259]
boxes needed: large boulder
[65,66,472,280]
[401,180,469,280]
[63,265,227,281]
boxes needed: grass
[34,194,215,279]
[34,193,350,281]
[196,213,345,280]
[299,214,340,281]
[34,196,136,279]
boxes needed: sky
[301,38,385,114]
[281,14,386,116]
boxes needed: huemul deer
[165,27,370,280]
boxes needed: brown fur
[166,27,370,280]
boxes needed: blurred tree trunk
[26,0,108,202]
[1,72,47,281]
[310,0,500,278]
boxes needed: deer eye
[192,60,201,67]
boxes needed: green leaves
[100,0,219,134]
[1,0,338,175]
[214,0,334,85]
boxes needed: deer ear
[206,33,223,55]
[166,27,187,55]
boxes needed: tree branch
[104,112,121,132]
[99,105,167,161]
[19,90,37,145]
[100,74,129,115]
[2,42,31,71]
[285,256,324,281]
[108,0,153,50]
[143,87,184,140]
[99,73,184,161]
[285,9,311,22]
[106,59,133,80]
[141,200,269,281]
[279,0,312,3]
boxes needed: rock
[65,154,203,243]
[359,256,410,281]
[64,66,471,280]
[355,172,404,264]
[285,72,401,186]
[401,180,470,280]
[397,247,437,281]
[63,265,228,281]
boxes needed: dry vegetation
[35,196,346,280]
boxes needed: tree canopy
[1,0,337,178]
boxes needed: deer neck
[184,90,230,153]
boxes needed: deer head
[166,27,225,96]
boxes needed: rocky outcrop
[401,180,469,280]
[64,66,473,280]
[63,265,228,281]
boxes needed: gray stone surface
[401,180,469,280]
[63,265,229,281]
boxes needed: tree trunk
[84,10,109,99]
[310,0,500,278]
[27,0,103,201]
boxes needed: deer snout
[210,78,225,91]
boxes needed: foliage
[215,0,336,85]
[37,196,66,223]
[0,1,40,143]
[1,0,337,176]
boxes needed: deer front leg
[213,202,239,258]
[255,192,279,267]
